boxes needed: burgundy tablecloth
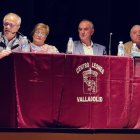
[128,57,140,128]
[0,55,17,127]
[58,55,133,128]
[13,53,65,128]
[0,53,137,128]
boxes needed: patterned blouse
[31,43,59,53]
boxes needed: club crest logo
[82,68,97,94]
[76,62,104,95]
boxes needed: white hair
[3,13,21,25]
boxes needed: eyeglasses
[3,22,16,28]
[34,31,46,37]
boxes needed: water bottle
[21,36,30,52]
[117,41,124,56]
[67,37,74,54]
[131,43,138,54]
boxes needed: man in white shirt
[73,19,107,55]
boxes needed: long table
[0,52,139,128]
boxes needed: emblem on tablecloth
[82,68,97,94]
[76,62,104,94]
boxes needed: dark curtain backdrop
[0,0,140,55]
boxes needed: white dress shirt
[82,42,93,55]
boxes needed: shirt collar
[82,41,93,48]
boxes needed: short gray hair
[79,19,94,29]
[3,13,21,25]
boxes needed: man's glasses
[3,22,16,28]
[34,31,46,37]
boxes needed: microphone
[5,30,16,35]
[108,32,113,55]
[11,31,16,34]
[18,31,26,37]
[18,31,31,42]
[9,31,16,35]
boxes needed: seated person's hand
[0,50,12,59]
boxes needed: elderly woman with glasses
[31,23,59,53]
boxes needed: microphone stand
[109,33,113,55]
